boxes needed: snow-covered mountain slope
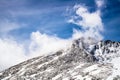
[0,38,120,80]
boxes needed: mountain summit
[0,38,120,80]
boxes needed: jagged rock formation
[0,38,120,80]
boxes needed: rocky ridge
[0,38,120,80]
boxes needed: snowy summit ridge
[0,38,120,80]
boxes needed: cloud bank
[0,31,71,71]
[28,31,71,58]
[0,0,105,71]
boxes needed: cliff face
[0,38,120,80]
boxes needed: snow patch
[52,74,62,80]
[107,57,120,80]
[83,64,98,73]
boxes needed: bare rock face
[0,38,120,80]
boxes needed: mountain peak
[0,38,120,80]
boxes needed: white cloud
[71,5,103,30]
[95,0,104,8]
[68,3,104,40]
[0,38,26,71]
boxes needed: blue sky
[0,0,120,71]
[0,0,119,41]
